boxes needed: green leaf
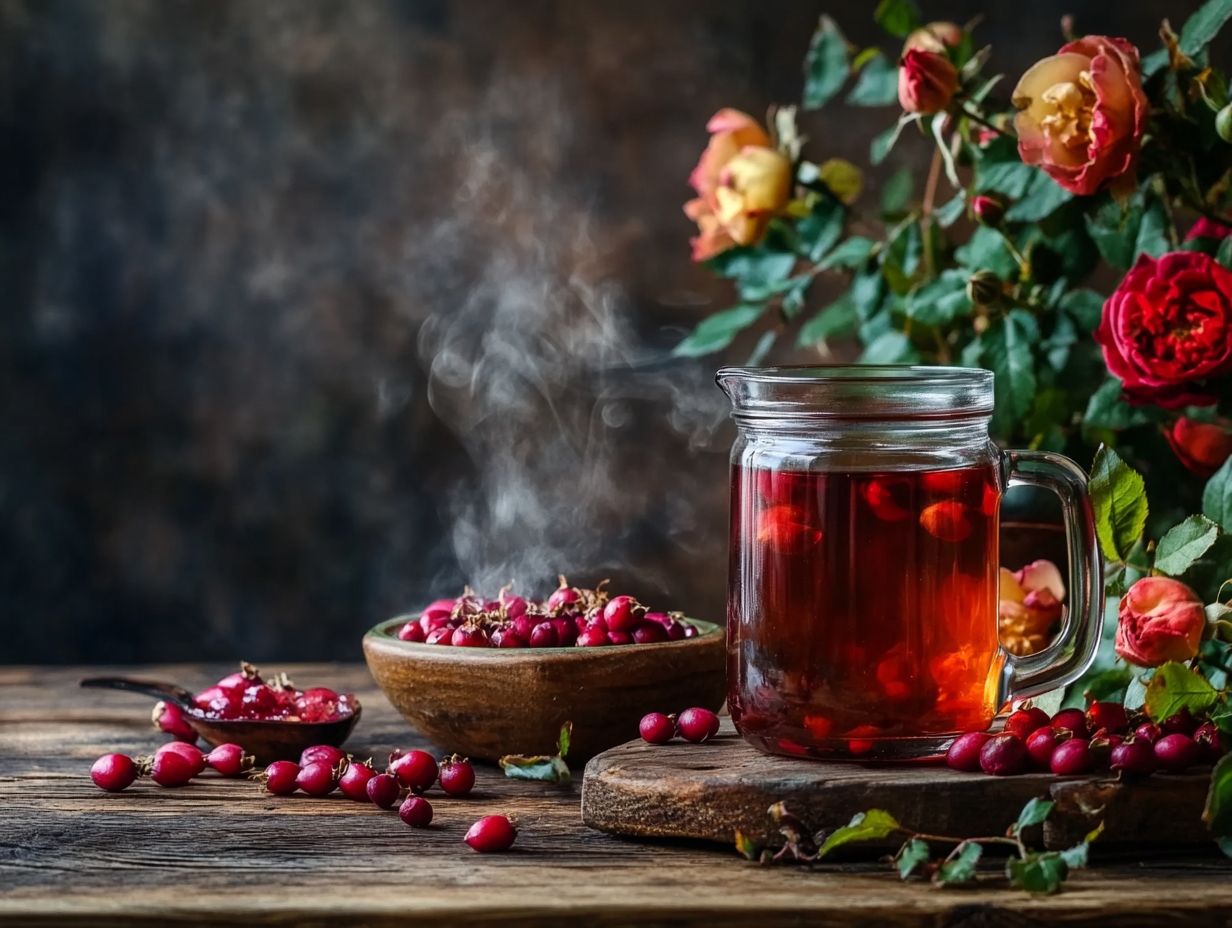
[797,292,857,347]
[1145,661,1219,722]
[1204,457,1232,532]
[1089,445,1148,562]
[896,839,931,879]
[984,309,1037,437]
[871,113,921,165]
[1134,196,1171,261]
[1180,0,1232,57]
[557,721,572,758]
[1218,236,1232,271]
[934,841,982,885]
[734,830,759,861]
[904,270,971,327]
[1155,515,1222,576]
[934,192,966,228]
[874,0,920,37]
[1080,665,1133,704]
[1010,798,1055,836]
[1005,173,1073,222]
[672,304,764,357]
[1059,289,1105,331]
[881,168,914,215]
[1082,379,1153,431]
[1084,190,1170,271]
[860,330,919,364]
[817,809,902,858]
[976,160,1038,200]
[846,52,899,106]
[798,200,846,263]
[1203,753,1232,844]
[803,16,849,110]
[707,246,796,284]
[816,236,875,271]
[499,753,571,784]
[955,226,1019,279]
[1007,853,1069,894]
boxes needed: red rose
[1012,36,1147,196]
[1094,251,1232,407]
[1114,577,1206,668]
[898,49,958,115]
[1185,217,1232,242]
[1166,417,1232,478]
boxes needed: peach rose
[684,109,792,261]
[1114,577,1206,668]
[904,21,962,54]
[1012,36,1147,196]
[898,49,958,115]
[999,560,1065,656]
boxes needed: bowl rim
[363,615,723,657]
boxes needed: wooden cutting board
[581,721,1216,852]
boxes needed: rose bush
[1114,576,1207,668]
[683,109,792,261]
[1095,251,1232,407]
[1012,35,1147,196]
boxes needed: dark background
[0,0,1201,663]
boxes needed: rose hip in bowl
[189,663,358,724]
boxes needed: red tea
[727,463,1003,760]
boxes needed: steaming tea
[727,462,1003,760]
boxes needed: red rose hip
[979,733,1027,776]
[300,744,347,768]
[465,814,517,852]
[438,755,476,797]
[1049,738,1092,775]
[367,773,401,809]
[295,760,339,797]
[150,749,198,787]
[155,741,207,777]
[152,700,197,743]
[1154,733,1199,772]
[1133,722,1162,744]
[676,707,720,743]
[1110,739,1157,776]
[1024,726,1061,770]
[1194,722,1227,763]
[1050,708,1089,738]
[639,712,675,745]
[399,795,434,827]
[338,761,377,801]
[261,760,301,795]
[389,749,438,792]
[945,731,991,772]
[1004,707,1050,740]
[91,753,139,792]
[1086,701,1128,734]
[204,743,253,777]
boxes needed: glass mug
[717,366,1102,761]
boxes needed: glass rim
[717,364,994,421]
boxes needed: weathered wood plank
[581,722,1216,851]
[2,665,1231,927]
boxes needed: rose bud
[1113,577,1207,668]
[1012,36,1147,195]
[971,195,1006,227]
[898,49,958,115]
[1165,418,1232,479]
[966,270,1003,308]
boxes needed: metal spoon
[80,676,361,765]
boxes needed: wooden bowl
[362,617,726,761]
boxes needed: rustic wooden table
[3,664,1232,927]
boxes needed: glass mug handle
[999,449,1104,702]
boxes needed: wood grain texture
[363,620,726,760]
[581,722,1215,851]
[2,664,1231,927]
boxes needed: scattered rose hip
[367,773,401,809]
[399,795,434,828]
[465,814,518,852]
[261,760,301,795]
[152,701,197,743]
[91,753,139,792]
[944,701,1229,780]
[438,755,476,797]
[396,578,701,649]
[638,708,721,745]
[190,662,357,723]
[389,749,438,792]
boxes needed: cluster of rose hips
[946,702,1228,777]
[169,662,357,723]
[396,578,700,649]
[255,744,511,850]
[90,741,254,791]
[639,707,721,745]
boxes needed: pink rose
[898,49,958,115]
[1012,36,1147,196]
[999,559,1065,656]
[1165,417,1232,478]
[1114,577,1206,668]
[683,109,792,262]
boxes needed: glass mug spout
[717,366,1101,761]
